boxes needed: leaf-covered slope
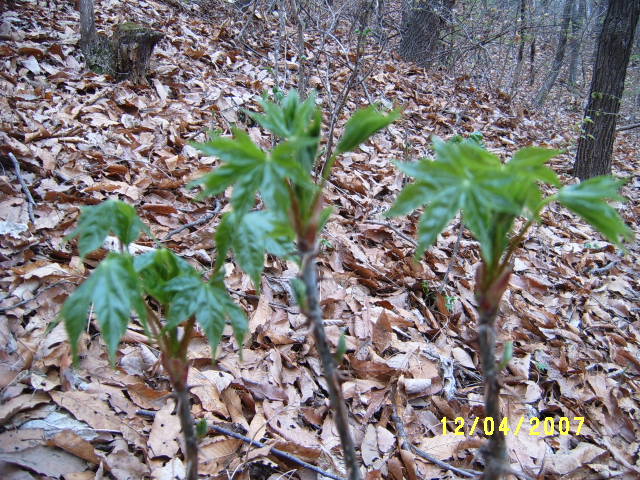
[0,0,638,478]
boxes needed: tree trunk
[532,0,575,106]
[508,0,527,96]
[371,0,387,43]
[529,34,536,86]
[399,0,455,67]
[573,0,640,180]
[567,0,586,89]
[79,0,97,54]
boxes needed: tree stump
[399,0,455,67]
[79,0,162,82]
[112,23,163,83]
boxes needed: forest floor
[0,0,639,479]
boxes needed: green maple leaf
[62,253,146,361]
[66,199,146,257]
[557,176,633,248]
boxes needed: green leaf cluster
[191,90,398,282]
[62,90,398,366]
[65,199,147,256]
[62,200,247,362]
[388,137,631,272]
[450,131,485,148]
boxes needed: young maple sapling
[387,136,631,480]
[61,199,248,480]
[191,90,398,480]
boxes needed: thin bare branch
[389,382,479,478]
[8,152,36,224]
[207,423,347,480]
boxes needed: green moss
[117,22,146,33]
[85,34,115,75]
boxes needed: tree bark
[573,0,640,180]
[79,0,97,53]
[475,265,512,480]
[399,0,455,67]
[529,31,536,86]
[532,0,575,106]
[508,0,527,97]
[112,23,163,83]
[567,0,586,89]
[478,313,507,480]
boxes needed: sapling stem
[177,317,196,358]
[189,91,397,480]
[388,135,631,480]
[477,306,507,479]
[476,220,532,480]
[476,265,512,480]
[174,380,198,480]
[146,305,168,351]
[299,246,362,480]
[62,200,251,480]
[159,324,198,480]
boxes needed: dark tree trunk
[567,0,586,89]
[533,0,575,106]
[508,0,527,96]
[573,0,640,180]
[399,0,455,67]
[2,0,15,12]
[529,34,536,86]
[78,0,163,82]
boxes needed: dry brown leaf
[49,391,121,432]
[0,445,88,478]
[0,393,49,424]
[48,430,100,464]
[148,400,181,458]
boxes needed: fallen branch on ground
[8,152,36,224]
[617,122,640,132]
[390,383,479,478]
[162,200,222,240]
[208,423,347,480]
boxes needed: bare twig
[363,220,417,247]
[617,122,640,132]
[8,152,36,224]
[389,383,479,477]
[140,408,341,479]
[0,280,72,313]
[230,288,300,314]
[291,0,308,96]
[207,423,347,480]
[162,201,222,241]
[320,10,372,175]
[236,0,261,44]
[588,259,619,275]
[439,220,463,293]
